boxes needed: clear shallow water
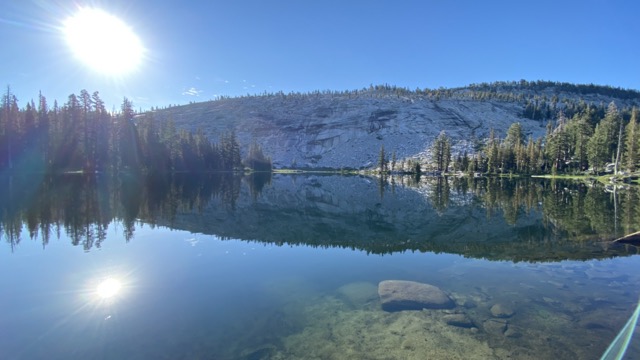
[1,174,640,359]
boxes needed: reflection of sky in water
[2,224,639,359]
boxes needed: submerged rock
[378,280,454,311]
[443,313,475,328]
[483,319,507,336]
[239,345,277,360]
[336,282,378,308]
[490,303,515,318]
[504,326,522,338]
[585,268,624,280]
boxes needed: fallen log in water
[613,231,640,246]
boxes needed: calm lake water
[1,174,639,360]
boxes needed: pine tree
[378,144,387,174]
[566,113,593,172]
[515,142,527,173]
[502,122,525,173]
[486,129,499,173]
[505,122,524,148]
[391,150,397,172]
[245,141,272,172]
[461,151,470,173]
[60,93,83,170]
[1,86,19,170]
[525,137,537,173]
[587,123,609,173]
[220,130,241,171]
[91,91,109,171]
[37,91,50,167]
[624,107,639,172]
[117,97,140,171]
[603,102,622,161]
[431,131,451,172]
[545,115,571,173]
[161,118,179,170]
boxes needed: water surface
[1,174,639,359]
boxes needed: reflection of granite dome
[163,174,638,263]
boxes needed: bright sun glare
[63,7,144,75]
[96,278,122,299]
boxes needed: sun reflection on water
[96,278,122,299]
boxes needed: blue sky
[1,0,638,110]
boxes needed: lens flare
[96,278,122,299]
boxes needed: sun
[63,7,144,75]
[96,278,122,299]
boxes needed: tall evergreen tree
[431,131,451,172]
[624,107,639,172]
[505,122,524,148]
[116,97,140,171]
[587,123,609,173]
[378,144,387,174]
[391,150,397,172]
[545,112,571,173]
[566,113,593,171]
[244,141,272,172]
[37,91,50,167]
[220,130,242,171]
[1,86,19,170]
[486,129,499,173]
[461,151,470,173]
[603,102,622,161]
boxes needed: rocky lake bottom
[227,257,640,360]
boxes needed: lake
[1,173,639,360]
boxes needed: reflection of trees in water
[1,173,639,255]
[427,177,450,214]
[400,175,639,240]
[246,172,272,201]
[0,173,243,250]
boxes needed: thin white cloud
[182,87,203,96]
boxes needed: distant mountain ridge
[150,81,640,169]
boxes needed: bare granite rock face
[378,280,454,311]
[152,92,549,169]
[152,85,637,169]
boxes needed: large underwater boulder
[378,280,454,311]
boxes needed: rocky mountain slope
[150,83,639,169]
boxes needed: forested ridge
[158,80,639,107]
[2,81,639,175]
[0,87,271,175]
[349,82,639,176]
[426,101,640,176]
